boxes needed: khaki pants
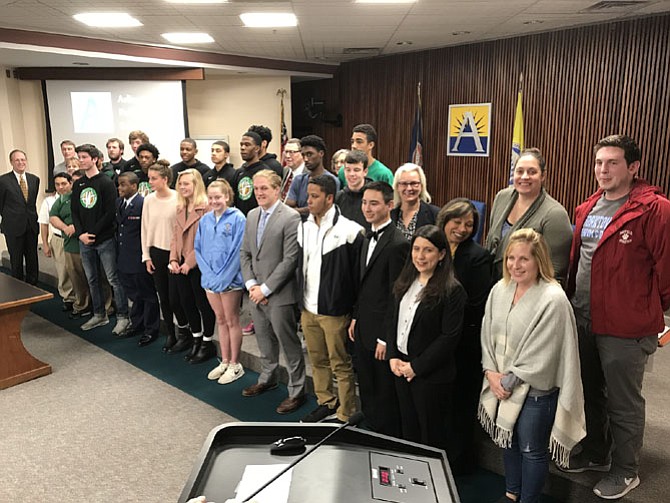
[64,251,91,313]
[301,310,357,421]
[49,235,75,303]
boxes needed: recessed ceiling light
[355,0,416,4]
[165,1,227,3]
[162,32,215,44]
[73,13,142,28]
[240,13,298,28]
[523,20,544,25]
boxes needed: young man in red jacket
[564,135,670,500]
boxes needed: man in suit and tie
[0,149,40,284]
[349,181,409,436]
[240,169,307,414]
[116,171,160,346]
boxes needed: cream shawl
[478,279,586,467]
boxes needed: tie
[19,175,28,202]
[120,200,128,216]
[257,211,269,247]
[280,170,293,202]
[366,225,389,241]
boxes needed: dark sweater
[335,183,371,230]
[71,172,118,243]
[260,153,284,178]
[203,163,236,188]
[170,160,210,188]
[233,160,269,216]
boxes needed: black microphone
[241,412,365,502]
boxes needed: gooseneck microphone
[241,412,365,502]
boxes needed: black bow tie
[366,225,390,241]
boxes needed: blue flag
[409,82,423,167]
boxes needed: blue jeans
[503,390,558,503]
[80,238,128,317]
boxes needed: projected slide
[45,80,186,167]
[71,92,114,133]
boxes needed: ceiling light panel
[240,13,298,28]
[162,32,215,43]
[73,13,143,28]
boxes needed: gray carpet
[0,313,234,502]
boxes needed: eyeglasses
[397,181,421,188]
[284,150,300,155]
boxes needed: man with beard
[232,131,269,216]
[170,138,210,188]
[103,138,127,177]
[248,125,283,178]
[286,135,340,218]
[203,140,236,188]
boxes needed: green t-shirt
[338,159,394,188]
[49,192,79,254]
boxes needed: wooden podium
[0,273,53,389]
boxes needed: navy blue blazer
[116,194,144,274]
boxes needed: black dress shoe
[61,302,74,312]
[185,338,202,362]
[117,327,140,339]
[168,327,193,354]
[138,334,158,347]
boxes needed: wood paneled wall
[292,14,670,224]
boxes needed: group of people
[2,126,668,502]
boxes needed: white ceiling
[0,0,669,74]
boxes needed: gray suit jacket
[240,202,301,306]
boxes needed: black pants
[175,267,215,337]
[5,229,39,285]
[118,269,161,336]
[354,338,401,437]
[395,373,453,455]
[149,247,187,335]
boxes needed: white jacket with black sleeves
[297,205,364,317]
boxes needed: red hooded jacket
[567,179,670,338]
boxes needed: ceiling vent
[585,0,649,11]
[342,47,381,55]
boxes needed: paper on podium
[233,464,292,503]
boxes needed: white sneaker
[112,316,131,335]
[207,361,229,381]
[81,314,109,331]
[218,363,244,384]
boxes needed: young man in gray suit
[239,169,307,415]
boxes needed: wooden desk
[0,273,54,389]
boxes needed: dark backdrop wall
[292,14,670,227]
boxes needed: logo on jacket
[619,229,633,244]
[238,176,253,201]
[80,187,98,209]
[138,181,152,197]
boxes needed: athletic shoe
[218,363,244,384]
[558,452,611,473]
[207,361,229,381]
[242,321,255,335]
[112,316,131,335]
[81,314,109,331]
[593,474,640,499]
[300,402,338,423]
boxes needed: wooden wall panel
[292,15,670,228]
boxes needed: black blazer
[387,283,467,384]
[353,225,410,351]
[116,194,145,274]
[390,200,440,235]
[453,239,493,361]
[0,171,39,236]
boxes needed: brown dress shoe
[242,382,278,397]
[276,395,306,415]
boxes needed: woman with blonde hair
[391,163,439,240]
[169,169,216,363]
[479,228,585,503]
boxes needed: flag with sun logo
[447,103,492,157]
